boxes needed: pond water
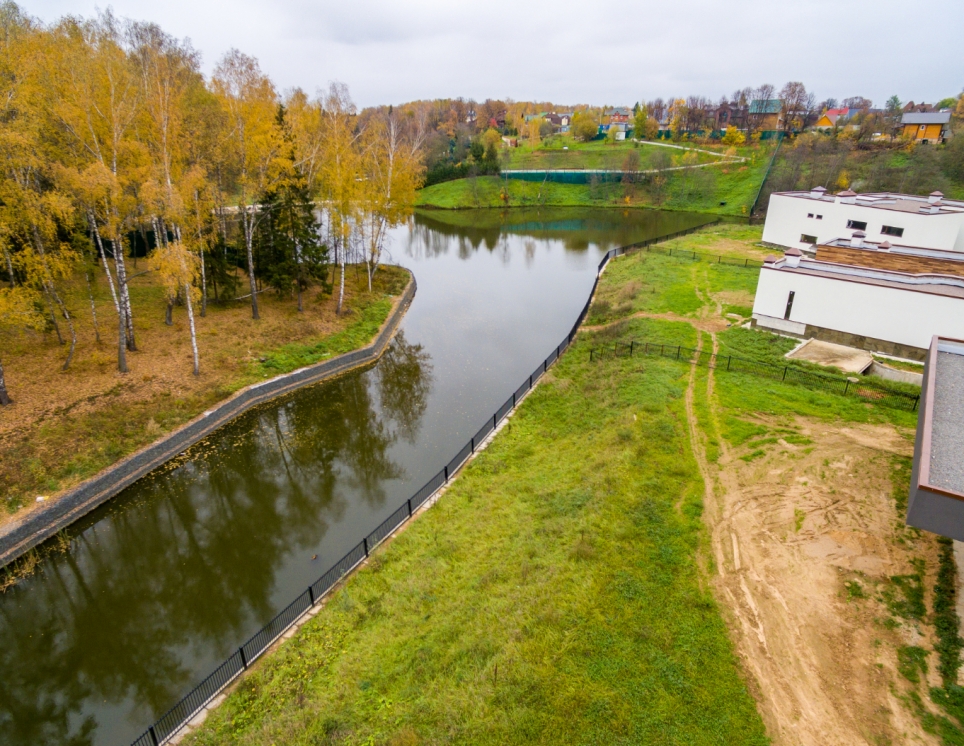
[0,207,715,745]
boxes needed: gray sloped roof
[902,112,951,125]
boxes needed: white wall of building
[752,267,964,350]
[761,194,964,253]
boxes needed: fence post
[149,726,159,746]
[512,393,516,407]
[363,537,369,556]
[630,340,634,356]
[590,349,593,362]
[308,586,315,606]
[529,374,533,388]
[727,356,732,371]
[914,395,920,412]
[677,345,681,360]
[240,647,248,669]
[844,379,850,395]
[493,413,497,429]
[744,258,748,267]
[782,366,788,381]
[407,498,413,517]
[470,437,475,453]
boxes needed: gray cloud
[27,0,964,107]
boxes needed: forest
[0,2,424,405]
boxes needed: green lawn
[417,145,773,217]
[503,139,726,170]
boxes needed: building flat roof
[764,257,964,300]
[773,190,964,215]
[821,238,964,261]
[930,342,964,495]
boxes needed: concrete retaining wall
[0,274,416,569]
[868,360,924,386]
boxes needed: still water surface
[0,208,714,745]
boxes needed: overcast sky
[27,0,964,109]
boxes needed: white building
[762,188,964,255]
[753,190,964,358]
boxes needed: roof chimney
[810,186,827,199]
[763,255,778,265]
[878,241,891,252]
[850,230,866,248]
[785,247,802,268]
[836,189,857,205]
[929,191,944,204]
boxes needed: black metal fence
[130,220,715,746]
[588,339,921,412]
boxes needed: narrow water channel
[0,207,714,746]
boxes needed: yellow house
[901,112,951,143]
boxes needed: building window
[807,213,814,218]
[846,220,868,230]
[800,234,817,244]
[784,291,795,320]
[816,214,823,219]
[881,225,904,237]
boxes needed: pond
[0,207,716,746]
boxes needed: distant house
[712,103,747,131]
[901,111,951,143]
[465,110,477,125]
[814,108,857,129]
[748,99,784,132]
[606,107,631,124]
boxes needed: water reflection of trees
[408,208,713,259]
[0,333,431,746]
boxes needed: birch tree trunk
[0,357,10,405]
[89,212,119,313]
[3,246,14,288]
[114,241,136,351]
[117,299,128,373]
[85,268,101,343]
[199,247,207,317]
[243,208,259,319]
[184,281,199,376]
[337,255,345,315]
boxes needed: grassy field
[186,233,771,745]
[503,138,727,170]
[0,264,409,522]
[417,143,773,217]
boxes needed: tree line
[0,3,424,405]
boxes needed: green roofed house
[748,98,784,134]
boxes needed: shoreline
[0,272,417,569]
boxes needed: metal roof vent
[810,186,827,199]
[837,189,857,205]
[929,191,944,204]
[850,230,866,248]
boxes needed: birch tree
[358,109,422,291]
[212,50,280,321]
[319,83,361,315]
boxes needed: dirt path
[678,284,942,745]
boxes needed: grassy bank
[502,138,726,170]
[417,144,772,217]
[0,265,409,522]
[186,248,768,744]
